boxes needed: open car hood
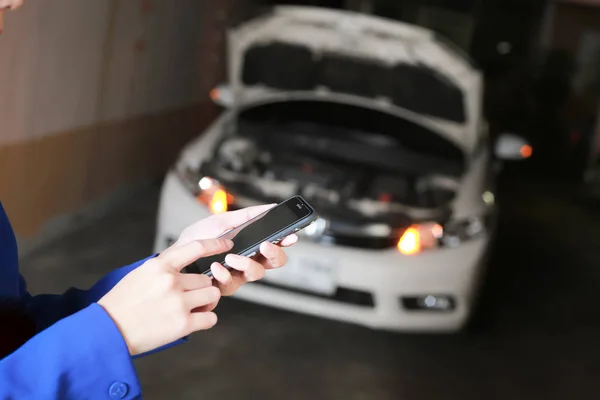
[227,6,484,154]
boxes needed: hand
[0,0,23,9]
[0,0,23,35]
[172,204,298,299]
[97,238,233,356]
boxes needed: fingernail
[222,239,234,248]
[207,312,218,326]
[212,262,232,283]
[261,241,275,254]
[224,253,246,269]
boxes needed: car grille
[253,280,375,308]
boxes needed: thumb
[218,204,277,229]
[158,238,233,272]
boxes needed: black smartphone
[184,195,318,276]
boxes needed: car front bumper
[155,171,492,333]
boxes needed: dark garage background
[4,0,600,399]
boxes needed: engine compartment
[200,118,463,226]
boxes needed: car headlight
[174,163,234,214]
[397,215,490,256]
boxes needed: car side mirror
[209,83,234,108]
[494,132,533,161]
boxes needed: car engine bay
[199,112,465,228]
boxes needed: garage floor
[19,177,600,400]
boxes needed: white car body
[154,6,508,333]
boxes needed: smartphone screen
[185,196,315,274]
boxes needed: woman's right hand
[97,238,233,356]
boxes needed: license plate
[263,255,337,296]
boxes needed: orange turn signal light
[520,144,533,159]
[194,176,234,214]
[398,227,422,256]
[209,189,228,214]
[397,223,443,255]
[209,88,220,102]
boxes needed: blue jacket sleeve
[0,303,142,400]
[20,256,157,333]
[19,255,187,357]
[0,255,190,399]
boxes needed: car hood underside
[227,6,483,153]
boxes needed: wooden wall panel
[0,103,218,237]
[0,0,258,237]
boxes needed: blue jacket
[0,202,180,399]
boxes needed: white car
[154,6,530,332]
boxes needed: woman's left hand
[164,204,298,308]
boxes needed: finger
[259,241,287,270]
[183,286,221,310]
[192,301,219,313]
[223,253,253,273]
[225,254,265,282]
[158,243,177,257]
[187,312,218,333]
[212,204,277,236]
[11,0,23,10]
[158,238,233,271]
[210,263,243,297]
[236,203,277,223]
[210,262,233,286]
[280,234,298,247]
[175,204,276,245]
[179,273,213,291]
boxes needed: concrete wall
[0,0,250,237]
